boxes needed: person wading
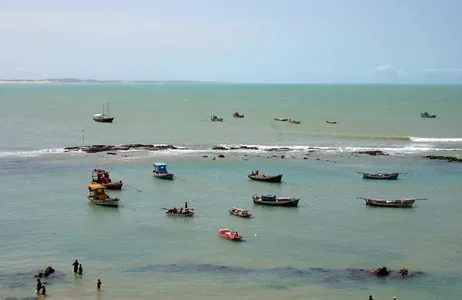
[72,259,79,273]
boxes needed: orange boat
[91,169,123,190]
[218,228,242,241]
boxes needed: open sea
[1,83,462,300]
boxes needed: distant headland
[0,78,224,84]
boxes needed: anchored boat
[357,197,426,208]
[153,162,174,180]
[218,228,242,241]
[229,207,252,218]
[248,171,282,183]
[360,172,400,180]
[87,184,120,207]
[252,194,299,207]
[93,101,114,123]
[91,168,123,189]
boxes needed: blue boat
[153,162,174,180]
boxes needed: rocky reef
[422,155,462,163]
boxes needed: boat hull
[326,121,337,124]
[93,117,114,123]
[252,196,299,207]
[229,209,252,218]
[233,115,244,118]
[248,174,282,183]
[218,229,242,241]
[92,181,123,190]
[154,172,174,180]
[166,212,195,217]
[274,118,288,121]
[362,173,399,180]
[365,199,415,208]
[87,196,119,207]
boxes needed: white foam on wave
[410,137,462,143]
[0,148,65,158]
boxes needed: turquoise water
[1,84,462,299]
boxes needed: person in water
[36,279,42,294]
[78,264,83,275]
[97,279,102,290]
[368,296,373,300]
[72,259,79,273]
[41,284,46,296]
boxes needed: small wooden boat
[87,184,120,207]
[358,197,421,208]
[153,162,174,180]
[274,117,288,121]
[252,194,299,207]
[248,171,282,183]
[233,112,244,118]
[229,207,252,218]
[91,168,123,190]
[166,210,195,217]
[360,172,400,180]
[210,115,224,122]
[218,228,242,241]
[93,101,114,123]
[288,118,301,124]
[420,112,436,118]
[326,120,337,124]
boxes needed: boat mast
[107,101,110,117]
[102,104,105,115]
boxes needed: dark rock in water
[229,145,259,150]
[399,268,409,276]
[356,150,389,156]
[267,147,291,152]
[218,154,225,158]
[281,155,285,159]
[373,266,390,277]
[106,152,117,155]
[422,155,462,163]
[212,146,229,150]
[64,144,178,153]
[34,266,55,278]
[202,155,208,158]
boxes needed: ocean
[0,83,461,299]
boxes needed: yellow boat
[87,184,120,207]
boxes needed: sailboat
[93,101,114,123]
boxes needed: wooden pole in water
[82,129,85,147]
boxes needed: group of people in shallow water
[168,202,191,214]
[36,259,102,296]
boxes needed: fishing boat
[360,172,400,180]
[210,115,224,122]
[288,118,301,124]
[252,194,299,207]
[166,209,195,217]
[87,184,120,207]
[153,162,174,180]
[229,207,252,218]
[420,112,436,118]
[233,112,244,118]
[248,171,282,183]
[218,228,242,241]
[326,120,337,124]
[93,101,114,123]
[274,117,288,121]
[357,197,420,208]
[91,169,123,189]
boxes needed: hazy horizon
[1,0,461,84]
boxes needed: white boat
[93,101,114,123]
[87,184,120,207]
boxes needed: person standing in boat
[72,259,79,273]
[185,202,188,209]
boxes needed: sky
[0,0,461,83]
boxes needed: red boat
[218,228,242,241]
[229,207,252,218]
[91,169,123,190]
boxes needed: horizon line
[0,78,460,85]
